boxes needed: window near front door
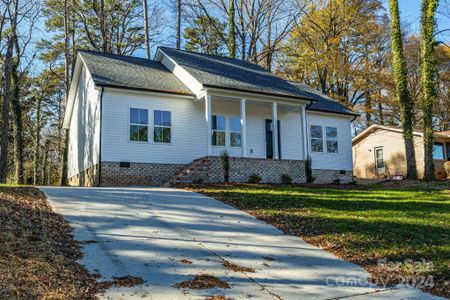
[230,116,241,147]
[154,110,171,143]
[375,147,385,173]
[326,127,338,153]
[310,125,323,152]
[130,108,148,142]
[433,143,445,160]
[212,115,226,146]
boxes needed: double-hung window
[326,127,338,153]
[154,110,171,143]
[130,108,148,142]
[212,115,226,146]
[230,116,242,147]
[310,125,323,152]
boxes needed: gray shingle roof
[288,82,359,116]
[159,47,320,101]
[78,50,194,96]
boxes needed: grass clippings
[190,182,450,298]
[0,186,100,299]
[174,274,230,289]
[222,260,255,273]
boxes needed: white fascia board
[306,110,355,121]
[203,87,312,106]
[156,49,203,95]
[100,86,195,100]
[63,53,84,129]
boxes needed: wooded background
[0,0,449,185]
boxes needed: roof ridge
[78,49,155,63]
[158,46,269,72]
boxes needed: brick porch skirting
[312,169,354,184]
[68,164,100,187]
[100,161,185,186]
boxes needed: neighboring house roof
[78,50,194,96]
[158,47,323,101]
[288,81,359,116]
[352,124,450,144]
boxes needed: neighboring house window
[374,147,385,174]
[154,110,171,143]
[310,125,323,152]
[212,115,226,146]
[129,108,148,142]
[326,127,338,153]
[433,143,444,160]
[230,116,241,147]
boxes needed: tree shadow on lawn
[196,185,450,297]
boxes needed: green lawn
[191,183,449,297]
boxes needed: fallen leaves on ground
[222,260,255,273]
[0,186,100,299]
[204,295,234,300]
[174,274,230,289]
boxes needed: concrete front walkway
[40,187,444,300]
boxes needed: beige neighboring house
[352,125,450,179]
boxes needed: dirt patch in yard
[174,274,230,289]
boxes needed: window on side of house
[212,115,226,146]
[129,108,148,142]
[433,143,445,160]
[230,116,241,147]
[326,127,338,153]
[154,110,171,143]
[310,125,323,152]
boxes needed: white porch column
[205,94,212,156]
[240,99,247,157]
[272,102,279,159]
[301,104,309,160]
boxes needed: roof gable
[79,50,193,96]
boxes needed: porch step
[163,156,211,187]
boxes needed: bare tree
[143,0,151,58]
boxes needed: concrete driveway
[40,187,444,300]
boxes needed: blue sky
[394,0,450,43]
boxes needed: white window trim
[153,110,172,144]
[325,126,339,154]
[129,107,149,143]
[310,125,324,153]
[212,114,226,147]
[229,115,242,148]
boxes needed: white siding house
[64,48,357,186]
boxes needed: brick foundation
[100,161,185,186]
[69,159,352,187]
[312,169,354,184]
[68,164,100,187]
[207,157,306,184]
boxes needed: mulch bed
[0,186,143,299]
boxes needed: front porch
[199,90,310,161]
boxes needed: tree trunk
[42,140,50,185]
[60,0,71,186]
[388,0,418,179]
[228,0,236,58]
[420,0,438,180]
[10,61,24,184]
[0,19,16,183]
[33,97,42,185]
[176,0,181,49]
[143,0,150,59]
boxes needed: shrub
[305,155,315,183]
[281,174,292,185]
[220,150,230,182]
[332,178,341,185]
[248,173,262,183]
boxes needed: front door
[265,119,281,159]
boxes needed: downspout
[98,87,104,187]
